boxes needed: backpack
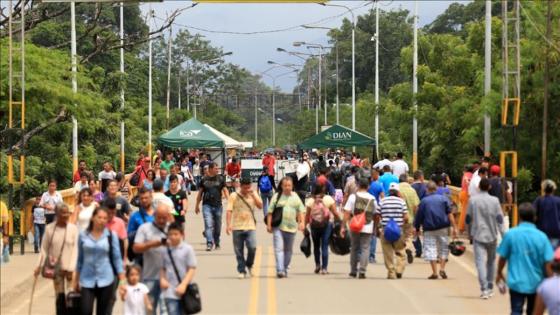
[259,176,272,193]
[309,197,329,229]
[384,218,401,242]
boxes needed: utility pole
[254,90,258,147]
[541,0,551,179]
[272,80,276,146]
[335,38,339,124]
[165,26,172,129]
[119,2,125,172]
[374,1,380,161]
[412,1,418,172]
[71,2,78,174]
[484,0,491,156]
[177,75,181,109]
[318,48,322,127]
[148,10,154,165]
[324,53,327,125]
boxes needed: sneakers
[247,268,254,278]
[406,249,414,264]
[487,290,494,297]
[348,272,357,278]
[238,273,246,279]
[277,272,286,279]
[480,291,490,299]
[387,274,397,280]
[368,257,376,264]
[214,244,221,250]
[206,244,213,251]
[320,269,329,275]
[358,273,366,279]
[396,273,403,279]
[314,266,321,274]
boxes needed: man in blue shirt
[379,165,399,196]
[533,179,560,249]
[497,202,554,315]
[411,170,427,200]
[127,188,155,235]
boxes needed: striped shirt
[377,196,408,227]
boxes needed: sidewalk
[1,247,40,303]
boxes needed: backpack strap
[107,230,117,276]
[236,193,256,224]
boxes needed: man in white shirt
[98,161,116,193]
[373,153,393,170]
[469,167,488,197]
[151,179,175,218]
[391,152,409,178]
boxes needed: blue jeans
[310,222,332,269]
[474,240,497,292]
[165,298,182,315]
[202,204,223,246]
[369,234,377,260]
[233,230,257,273]
[260,191,272,217]
[509,289,535,315]
[34,223,46,252]
[272,228,296,274]
[144,279,161,315]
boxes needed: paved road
[1,195,508,315]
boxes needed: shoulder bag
[166,246,202,315]
[42,225,67,279]
[270,194,284,228]
[236,193,256,225]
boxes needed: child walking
[122,265,152,315]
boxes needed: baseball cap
[389,182,400,192]
[490,165,500,176]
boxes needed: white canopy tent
[204,124,244,149]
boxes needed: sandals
[428,274,438,280]
[439,270,448,279]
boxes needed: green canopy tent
[158,118,224,148]
[298,124,375,149]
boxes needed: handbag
[349,212,366,233]
[42,225,67,279]
[270,194,284,228]
[167,246,202,315]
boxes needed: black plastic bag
[300,229,311,258]
[329,221,351,255]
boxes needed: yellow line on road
[266,246,277,315]
[248,246,262,315]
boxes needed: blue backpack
[259,176,272,193]
[384,218,401,242]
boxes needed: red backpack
[309,196,330,229]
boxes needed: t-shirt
[127,210,154,234]
[106,217,127,240]
[262,155,276,176]
[497,222,554,294]
[373,159,392,170]
[102,196,131,220]
[200,175,226,207]
[392,159,409,178]
[74,181,89,194]
[134,222,168,280]
[227,192,257,231]
[165,190,188,223]
[124,283,149,315]
[39,191,63,214]
[379,173,399,196]
[534,195,560,239]
[377,196,408,227]
[399,182,420,220]
[161,242,197,300]
[343,176,357,196]
[367,181,384,203]
[268,192,305,233]
[411,182,427,200]
[226,163,241,177]
[344,191,377,234]
[160,160,175,172]
[152,192,175,214]
[488,177,504,203]
[537,276,560,315]
[32,205,46,224]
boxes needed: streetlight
[319,2,355,130]
[268,61,304,110]
[302,25,340,125]
[276,48,317,112]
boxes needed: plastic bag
[329,221,351,256]
[300,229,311,258]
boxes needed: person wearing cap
[496,203,554,315]
[377,182,409,279]
[488,165,504,203]
[533,247,560,315]
[466,178,505,299]
[414,181,458,280]
[533,179,560,249]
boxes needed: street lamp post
[319,3,355,130]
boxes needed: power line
[153,1,371,36]
[519,2,560,53]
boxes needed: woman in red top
[226,158,241,193]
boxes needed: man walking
[392,152,409,178]
[226,177,263,279]
[195,162,229,251]
[533,180,560,249]
[466,178,505,299]
[496,203,554,315]
[398,174,420,263]
[414,182,458,279]
[262,152,277,191]
[378,183,409,279]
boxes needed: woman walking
[75,207,125,315]
[267,177,305,278]
[34,203,79,315]
[305,183,340,274]
[39,179,63,224]
[143,170,156,192]
[71,188,98,231]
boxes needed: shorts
[423,233,449,261]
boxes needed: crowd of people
[21,148,560,315]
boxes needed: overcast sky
[145,1,470,91]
